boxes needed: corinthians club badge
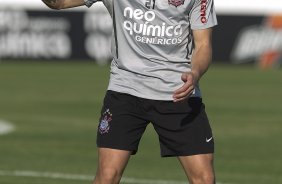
[99,109,112,134]
[168,0,185,7]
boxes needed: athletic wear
[85,0,217,100]
[85,0,217,157]
[97,91,214,157]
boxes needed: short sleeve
[84,0,99,8]
[190,0,218,30]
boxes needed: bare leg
[93,148,132,184]
[178,153,215,184]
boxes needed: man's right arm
[42,0,85,10]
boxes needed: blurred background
[0,0,282,184]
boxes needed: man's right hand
[42,0,85,10]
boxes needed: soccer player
[42,0,218,183]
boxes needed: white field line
[0,120,15,135]
[0,170,228,184]
[0,170,187,184]
[0,120,227,184]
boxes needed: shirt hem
[107,87,201,101]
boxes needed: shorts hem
[97,145,138,155]
[161,150,214,157]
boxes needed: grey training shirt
[85,0,217,100]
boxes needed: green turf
[0,62,281,184]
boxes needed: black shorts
[97,90,214,157]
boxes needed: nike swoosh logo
[206,137,213,142]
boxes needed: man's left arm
[173,28,213,102]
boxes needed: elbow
[49,4,64,10]
[50,6,63,10]
[48,6,60,10]
[42,1,65,10]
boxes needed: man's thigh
[151,98,214,157]
[97,148,132,171]
[97,91,150,154]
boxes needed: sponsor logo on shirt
[231,15,282,69]
[200,0,207,23]
[168,0,185,7]
[123,7,183,45]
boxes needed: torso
[100,0,216,100]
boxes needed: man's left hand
[173,71,199,102]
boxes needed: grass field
[0,62,281,184]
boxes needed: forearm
[190,43,212,82]
[173,25,214,102]
[173,43,212,102]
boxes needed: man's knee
[95,167,122,183]
[94,148,131,184]
[190,172,215,184]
